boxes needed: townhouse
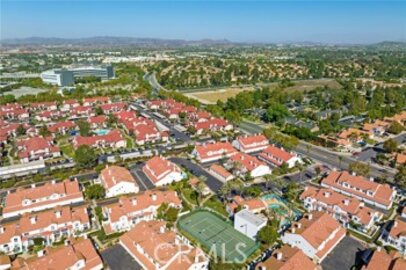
[35,110,62,122]
[281,212,346,263]
[71,105,94,118]
[193,142,238,163]
[258,144,302,168]
[232,134,269,153]
[320,170,396,210]
[12,238,103,270]
[362,249,406,270]
[194,118,233,135]
[30,102,58,112]
[208,164,235,182]
[0,104,29,120]
[2,179,84,218]
[0,205,90,254]
[48,120,76,135]
[228,152,271,178]
[142,156,185,186]
[16,137,61,163]
[102,190,181,233]
[61,99,80,112]
[256,245,318,270]
[380,218,406,254]
[99,165,139,197]
[99,102,126,114]
[87,115,107,129]
[120,220,209,270]
[73,129,126,149]
[83,96,110,106]
[300,186,383,233]
[116,111,168,145]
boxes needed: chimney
[160,225,165,234]
[324,192,330,198]
[0,227,4,234]
[394,221,398,228]
[30,216,37,224]
[64,239,71,246]
[291,227,296,233]
[55,210,62,218]
[276,252,283,261]
[352,172,356,176]
[369,177,374,182]
[51,180,56,184]
[37,250,45,257]
[297,223,302,229]
[112,176,116,184]
[344,199,350,206]
[31,184,36,188]
[308,213,313,220]
[152,193,157,201]
[132,198,137,206]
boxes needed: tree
[395,165,406,189]
[85,184,105,199]
[39,125,51,137]
[383,139,398,153]
[77,120,91,136]
[349,161,370,176]
[16,125,26,136]
[284,182,300,201]
[257,224,278,246]
[388,121,404,135]
[264,102,289,123]
[95,106,103,116]
[74,145,97,168]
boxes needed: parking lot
[101,244,141,270]
[321,236,367,270]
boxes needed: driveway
[101,244,141,270]
[129,163,155,191]
[321,236,367,270]
[169,157,224,193]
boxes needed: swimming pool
[94,129,110,136]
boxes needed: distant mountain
[0,36,233,47]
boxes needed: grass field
[184,79,341,104]
[184,86,255,104]
[178,210,259,263]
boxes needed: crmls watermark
[153,242,249,265]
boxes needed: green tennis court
[178,210,259,263]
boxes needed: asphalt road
[295,141,396,180]
[130,102,191,143]
[169,157,224,193]
[238,120,396,180]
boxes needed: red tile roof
[142,156,181,184]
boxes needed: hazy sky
[1,1,405,44]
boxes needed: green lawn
[202,196,228,217]
[60,144,75,158]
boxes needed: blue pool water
[94,129,110,136]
